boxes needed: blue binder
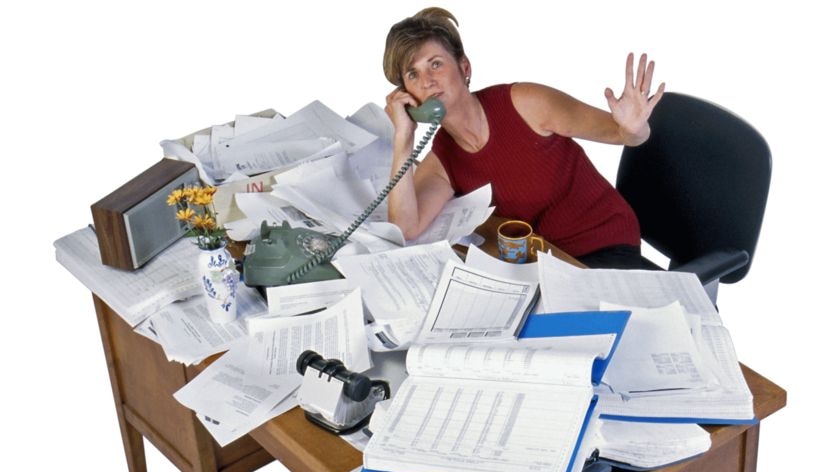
[362,310,631,472]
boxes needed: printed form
[537,252,719,322]
[333,241,461,350]
[417,260,538,343]
[364,343,599,472]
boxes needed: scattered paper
[416,260,538,344]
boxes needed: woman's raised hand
[604,53,665,145]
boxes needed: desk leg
[94,295,148,472]
[92,295,274,472]
[743,423,760,472]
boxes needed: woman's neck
[442,93,488,153]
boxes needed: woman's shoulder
[475,83,514,99]
[509,83,577,137]
[510,82,564,103]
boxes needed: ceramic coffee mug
[497,220,545,263]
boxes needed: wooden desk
[94,295,785,472]
[249,362,785,472]
[93,295,274,472]
[91,216,785,471]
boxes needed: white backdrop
[6,1,836,470]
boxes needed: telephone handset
[242,98,446,287]
[406,97,446,124]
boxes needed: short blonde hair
[383,7,465,87]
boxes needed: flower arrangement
[167,185,227,250]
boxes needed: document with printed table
[362,310,630,472]
[538,253,755,424]
[54,227,202,327]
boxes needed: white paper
[537,252,718,317]
[409,184,494,246]
[594,319,753,421]
[234,114,277,136]
[270,155,403,251]
[364,343,598,472]
[416,260,538,344]
[196,392,297,447]
[174,290,371,445]
[213,137,339,178]
[465,244,547,314]
[261,277,357,318]
[223,100,376,154]
[594,420,711,469]
[333,239,460,328]
[149,285,268,365]
[600,301,712,393]
[54,227,202,327]
[231,191,334,241]
[346,102,394,141]
[247,289,372,374]
[173,344,301,433]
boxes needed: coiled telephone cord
[286,121,440,283]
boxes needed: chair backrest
[617,92,771,283]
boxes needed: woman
[383,7,664,269]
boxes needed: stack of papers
[537,253,754,423]
[54,227,202,327]
[147,286,268,365]
[161,101,375,184]
[593,420,711,469]
[174,289,371,446]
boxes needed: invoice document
[332,241,461,349]
[416,259,538,344]
[464,243,546,314]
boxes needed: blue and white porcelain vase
[197,241,238,323]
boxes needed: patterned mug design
[497,220,545,264]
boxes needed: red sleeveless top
[432,83,640,257]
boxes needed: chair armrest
[670,249,750,286]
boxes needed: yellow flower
[172,184,226,247]
[192,190,214,206]
[175,208,196,221]
[166,189,183,206]
[192,214,217,230]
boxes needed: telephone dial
[243,98,446,287]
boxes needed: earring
[465,76,471,87]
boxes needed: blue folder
[362,310,631,472]
[519,310,630,385]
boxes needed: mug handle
[528,235,545,258]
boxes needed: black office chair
[617,92,772,302]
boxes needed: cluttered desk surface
[248,364,785,472]
[55,101,786,472]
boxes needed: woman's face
[402,40,469,107]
